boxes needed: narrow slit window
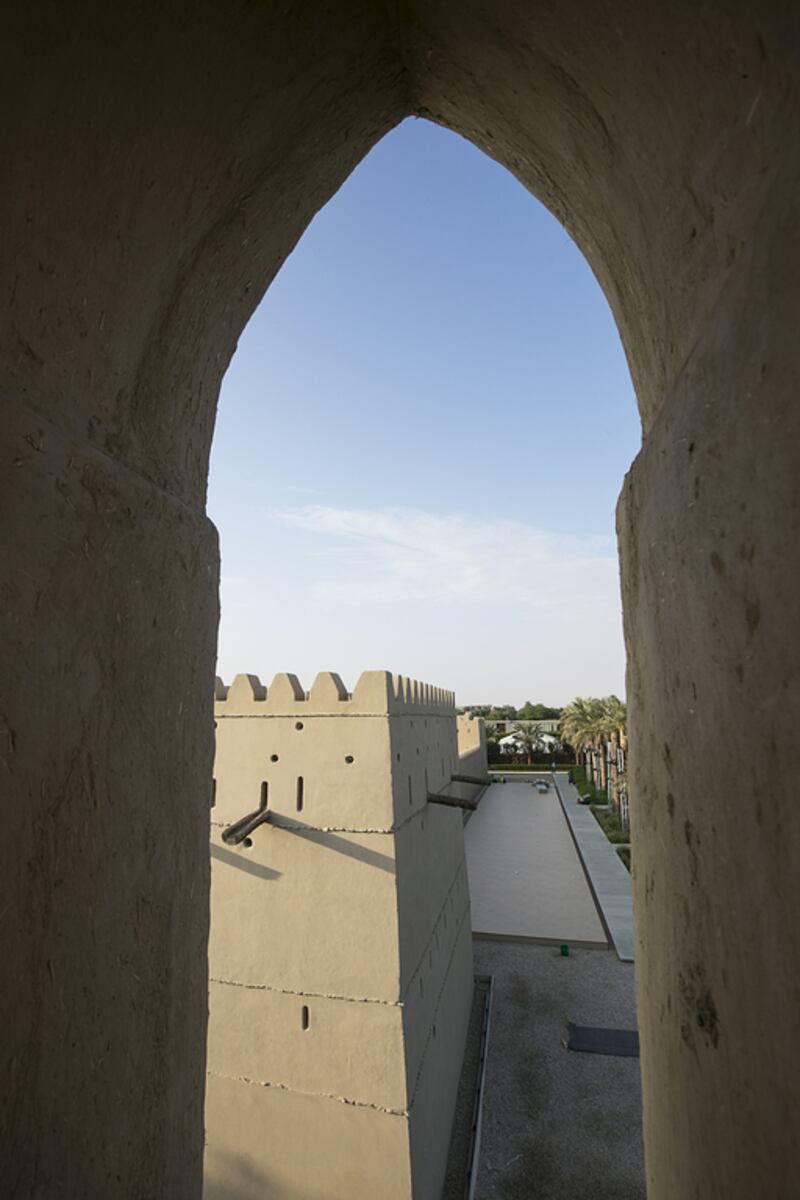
[260,780,269,810]
[211,779,216,808]
[408,776,413,807]
[296,776,304,813]
[301,1005,310,1031]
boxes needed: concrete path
[554,773,635,962]
[464,780,607,947]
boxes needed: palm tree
[512,721,545,765]
[559,696,627,801]
[602,695,627,809]
[559,698,604,766]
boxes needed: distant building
[498,730,559,756]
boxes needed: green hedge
[570,765,607,803]
[591,804,629,843]
[617,846,631,873]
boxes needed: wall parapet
[215,670,456,715]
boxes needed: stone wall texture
[2,3,798,1197]
[205,671,473,1200]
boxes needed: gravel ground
[471,941,645,1200]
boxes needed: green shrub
[570,765,606,803]
[617,847,631,872]
[591,804,629,843]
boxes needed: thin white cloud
[273,505,620,608]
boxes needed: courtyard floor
[464,779,607,947]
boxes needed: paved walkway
[464,779,607,947]
[554,773,635,962]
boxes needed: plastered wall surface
[205,671,474,1200]
[2,4,798,1196]
[455,714,489,788]
[617,184,800,1197]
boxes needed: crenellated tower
[204,670,485,1200]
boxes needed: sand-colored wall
[205,671,473,1200]
[3,5,799,1196]
[456,714,489,794]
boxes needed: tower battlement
[205,670,487,1200]
[214,669,456,714]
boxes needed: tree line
[481,695,629,814]
[458,701,562,721]
[559,695,628,810]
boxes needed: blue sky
[208,118,641,706]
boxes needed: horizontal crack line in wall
[209,975,403,1007]
[207,1070,408,1117]
[210,800,456,837]
[210,818,397,834]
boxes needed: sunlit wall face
[209,118,640,706]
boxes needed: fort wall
[205,671,476,1200]
[456,713,488,787]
